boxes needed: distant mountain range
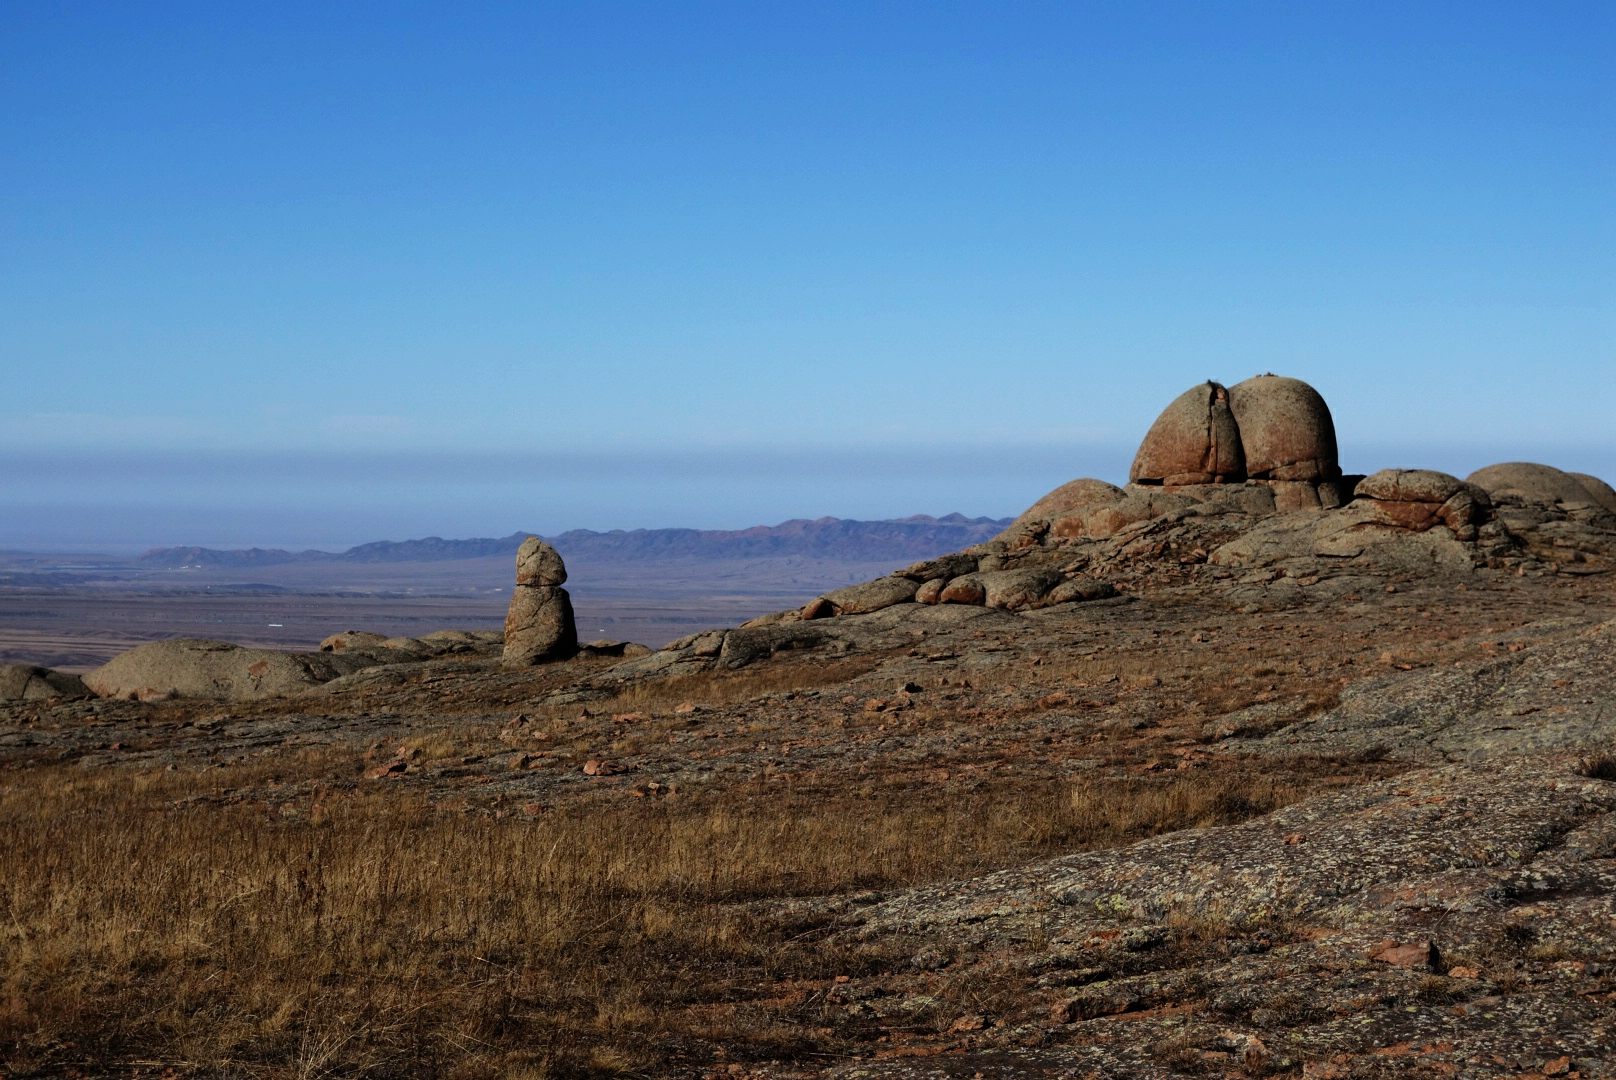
[137,514,1014,568]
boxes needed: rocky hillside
[5,377,1616,1079]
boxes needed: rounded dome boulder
[1130,381,1245,486]
[1226,375,1339,482]
[1012,477,1125,525]
[1465,463,1598,506]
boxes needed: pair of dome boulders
[1131,375,1339,487]
[502,537,579,666]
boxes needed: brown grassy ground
[0,752,1355,1079]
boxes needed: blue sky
[2,2,1611,548]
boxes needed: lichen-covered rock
[1129,381,1245,486]
[896,552,981,583]
[1356,468,1464,505]
[1046,579,1119,604]
[83,639,337,702]
[1080,490,1198,539]
[1226,374,1339,481]
[514,537,568,586]
[938,576,988,605]
[1158,482,1279,517]
[978,568,1065,611]
[1466,462,1599,507]
[1353,470,1489,535]
[418,629,504,653]
[1268,479,1322,512]
[0,664,90,701]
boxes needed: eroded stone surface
[1130,381,1246,486]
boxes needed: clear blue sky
[2,2,1611,548]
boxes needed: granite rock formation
[1129,381,1246,486]
[1226,373,1339,482]
[502,538,579,666]
[597,376,1613,684]
[82,639,358,702]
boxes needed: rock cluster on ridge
[594,376,1616,686]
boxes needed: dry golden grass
[0,756,1335,1078]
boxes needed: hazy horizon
[2,4,1610,549]
[5,439,1612,554]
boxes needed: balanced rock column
[502,538,578,666]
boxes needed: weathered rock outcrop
[1353,468,1490,537]
[1130,381,1246,486]
[1011,478,1126,526]
[0,664,90,702]
[502,539,578,666]
[320,631,389,652]
[82,639,368,702]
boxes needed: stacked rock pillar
[502,538,579,666]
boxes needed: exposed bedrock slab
[1231,620,1616,761]
[820,756,1616,1077]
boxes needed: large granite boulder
[1467,462,1603,507]
[83,639,339,702]
[1354,469,1489,535]
[0,664,91,702]
[1226,375,1339,482]
[1130,381,1245,486]
[502,538,578,666]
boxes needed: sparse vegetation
[1578,750,1616,781]
[0,755,1324,1078]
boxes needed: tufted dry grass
[0,755,1347,1079]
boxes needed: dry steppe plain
[4,512,1615,1079]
